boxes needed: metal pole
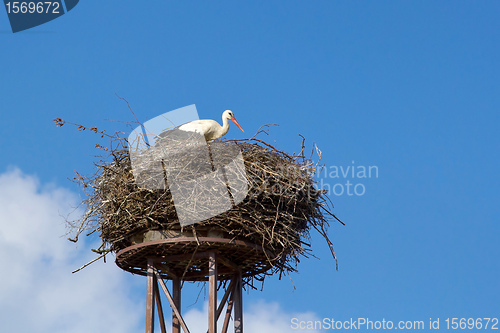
[154,281,167,333]
[172,277,181,333]
[221,291,234,333]
[208,252,217,333]
[155,271,191,333]
[146,258,156,333]
[233,271,243,333]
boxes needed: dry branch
[64,122,342,281]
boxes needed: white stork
[175,110,244,142]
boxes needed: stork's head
[223,110,244,132]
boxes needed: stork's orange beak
[231,117,244,132]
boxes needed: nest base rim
[115,236,275,281]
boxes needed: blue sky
[1,1,499,332]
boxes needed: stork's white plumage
[177,110,244,141]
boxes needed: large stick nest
[69,133,342,280]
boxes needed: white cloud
[182,298,321,333]
[244,300,320,333]
[0,168,142,333]
[0,167,321,333]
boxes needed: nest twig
[66,127,342,282]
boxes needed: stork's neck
[220,114,230,136]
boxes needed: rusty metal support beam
[208,251,217,333]
[216,277,237,320]
[155,270,191,333]
[154,280,167,333]
[141,249,246,333]
[234,270,243,333]
[172,277,181,333]
[221,290,235,333]
[205,276,237,333]
[146,258,156,333]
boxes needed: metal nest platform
[115,230,275,281]
[114,230,263,333]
